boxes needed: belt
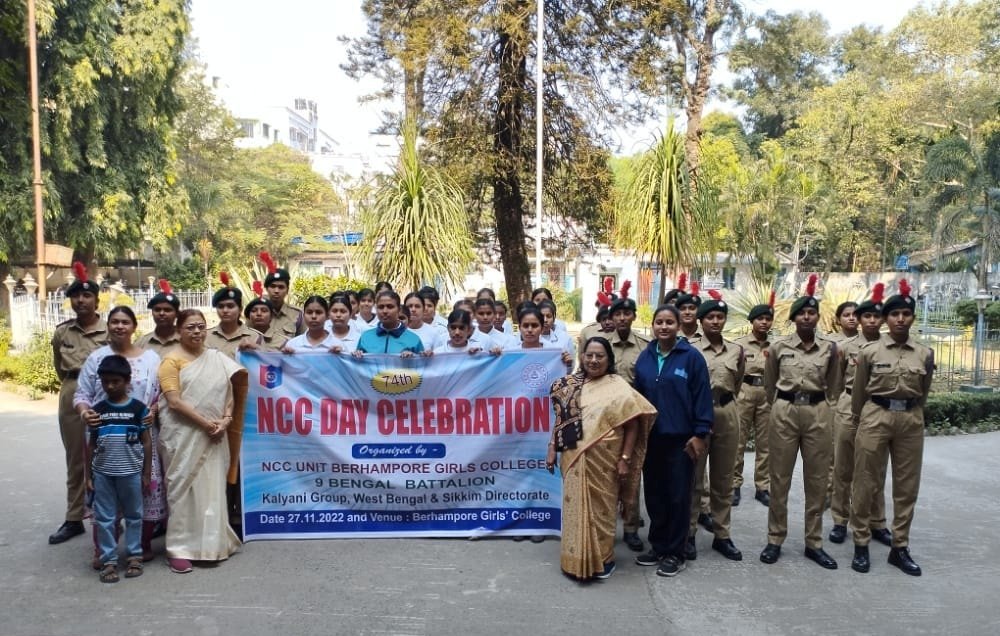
[776,389,825,405]
[870,396,918,412]
[64,371,80,380]
[743,375,764,387]
[714,392,735,407]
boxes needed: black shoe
[759,543,781,564]
[755,490,770,507]
[732,488,741,506]
[851,545,870,573]
[712,537,743,561]
[871,527,893,547]
[623,531,644,552]
[655,555,686,577]
[697,512,714,532]
[48,521,85,545]
[635,550,663,566]
[828,524,847,544]
[888,547,922,576]
[804,547,838,570]
[684,536,698,561]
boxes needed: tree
[611,120,697,296]
[0,0,190,263]
[345,1,661,301]
[359,121,474,292]
[727,10,832,141]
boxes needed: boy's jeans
[92,472,142,565]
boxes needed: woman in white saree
[158,309,247,573]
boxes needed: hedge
[924,391,1000,435]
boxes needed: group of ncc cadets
[582,272,933,578]
[46,246,932,581]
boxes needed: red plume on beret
[220,271,231,287]
[158,279,172,294]
[768,289,776,308]
[259,251,277,274]
[677,272,687,293]
[871,282,885,303]
[691,281,700,297]
[619,280,631,299]
[72,261,88,282]
[252,280,264,298]
[805,273,818,297]
[602,276,614,294]
[708,288,722,301]
[898,279,911,297]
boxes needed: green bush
[291,274,368,306]
[0,331,60,397]
[924,391,1000,435]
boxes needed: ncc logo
[260,364,282,389]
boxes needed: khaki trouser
[58,379,87,522]
[735,384,770,491]
[850,402,924,547]
[830,393,887,527]
[689,402,740,540]
[766,399,832,549]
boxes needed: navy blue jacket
[633,338,714,437]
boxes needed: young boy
[84,355,151,583]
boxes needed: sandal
[99,563,119,584]
[125,557,144,578]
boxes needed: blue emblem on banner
[260,364,282,389]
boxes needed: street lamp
[974,288,991,386]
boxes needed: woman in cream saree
[158,309,247,573]
[547,337,656,581]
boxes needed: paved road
[1,390,997,636]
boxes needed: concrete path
[1,390,996,636]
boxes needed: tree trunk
[492,3,532,302]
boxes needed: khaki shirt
[609,329,649,385]
[136,329,181,359]
[259,325,289,352]
[764,332,841,403]
[699,337,745,398]
[205,323,263,361]
[837,334,881,394]
[51,318,108,379]
[271,304,304,338]
[577,322,606,351]
[851,334,934,417]
[734,333,769,380]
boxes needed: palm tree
[611,120,706,299]
[923,125,1000,288]
[359,119,474,293]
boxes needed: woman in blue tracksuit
[632,304,714,578]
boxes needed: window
[238,120,254,138]
[262,123,270,139]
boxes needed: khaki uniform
[609,329,650,533]
[271,304,304,338]
[824,332,851,500]
[690,338,744,540]
[51,318,108,521]
[830,335,887,528]
[259,325,289,352]
[734,333,770,491]
[764,333,841,549]
[205,323,264,361]
[136,329,180,359]
[850,334,933,547]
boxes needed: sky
[188,0,925,157]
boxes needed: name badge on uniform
[746,353,755,359]
[674,368,688,379]
[780,353,794,360]
[874,363,891,370]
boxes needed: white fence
[6,290,213,350]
